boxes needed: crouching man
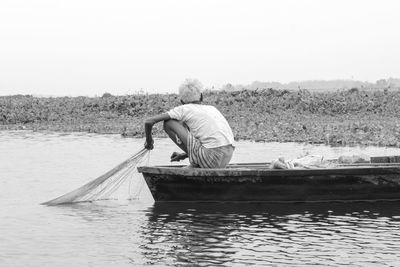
[144,79,235,168]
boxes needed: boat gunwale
[137,163,400,177]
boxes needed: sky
[0,0,399,96]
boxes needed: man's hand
[170,152,188,162]
[144,113,171,151]
[144,138,154,150]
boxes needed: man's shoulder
[173,103,219,113]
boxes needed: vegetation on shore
[1,88,400,147]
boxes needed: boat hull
[138,163,400,202]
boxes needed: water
[1,131,400,266]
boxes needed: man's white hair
[178,78,203,103]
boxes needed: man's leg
[163,119,189,153]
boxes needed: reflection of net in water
[42,148,150,205]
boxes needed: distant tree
[376,79,387,88]
[387,77,400,87]
[349,87,359,93]
[101,92,113,98]
[221,83,236,91]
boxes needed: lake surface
[1,131,400,266]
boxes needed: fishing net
[42,148,150,206]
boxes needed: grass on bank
[1,88,400,147]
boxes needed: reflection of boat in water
[149,201,400,220]
[138,161,400,202]
[143,197,400,265]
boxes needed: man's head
[179,78,203,104]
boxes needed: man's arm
[144,113,171,149]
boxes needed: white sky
[0,0,399,96]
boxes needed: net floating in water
[42,148,150,206]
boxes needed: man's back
[167,103,234,148]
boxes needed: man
[144,79,235,168]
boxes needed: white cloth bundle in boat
[271,155,331,169]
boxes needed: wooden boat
[137,156,400,203]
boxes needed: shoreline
[1,89,400,148]
[1,115,398,148]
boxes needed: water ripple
[139,202,400,266]
[2,132,400,266]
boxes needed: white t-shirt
[167,104,234,148]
